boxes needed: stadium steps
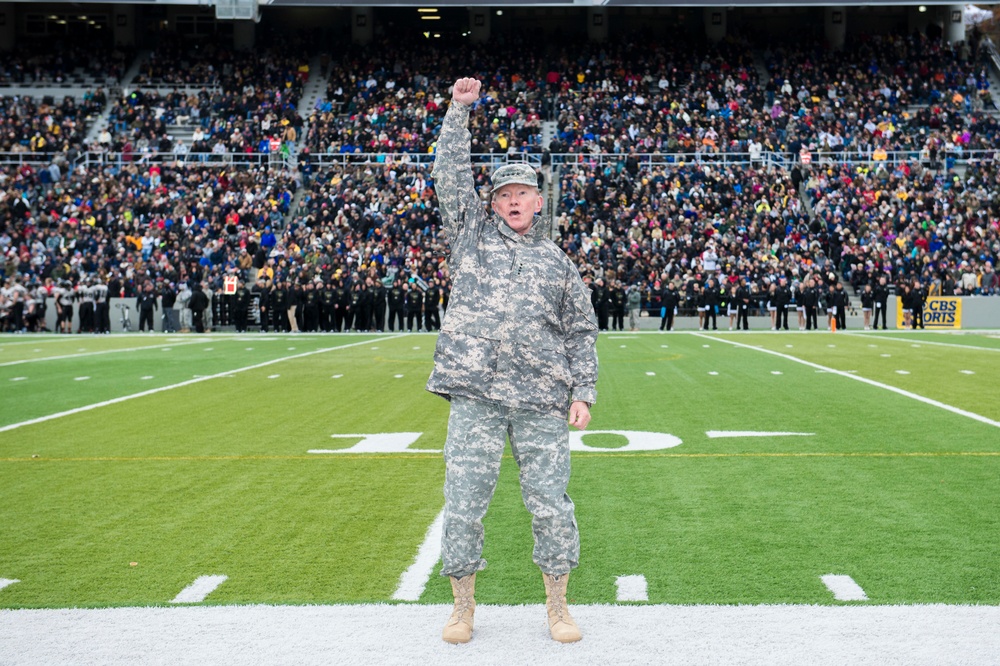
[120,50,150,89]
[752,50,770,83]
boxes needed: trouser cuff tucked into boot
[442,573,476,644]
[542,571,582,643]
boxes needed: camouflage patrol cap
[490,164,538,195]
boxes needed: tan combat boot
[442,574,476,644]
[542,572,582,643]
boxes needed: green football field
[1,329,999,610]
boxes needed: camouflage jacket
[426,101,599,418]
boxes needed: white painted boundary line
[615,575,648,602]
[693,334,1000,429]
[170,575,228,604]
[821,574,868,601]
[392,509,445,602]
[3,604,1000,665]
[0,340,208,367]
[0,336,400,434]
[0,578,19,591]
[843,331,1000,353]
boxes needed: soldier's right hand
[451,78,481,106]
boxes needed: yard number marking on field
[170,575,228,604]
[0,579,19,592]
[615,575,649,602]
[821,574,868,601]
[706,431,815,439]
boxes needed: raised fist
[451,78,481,107]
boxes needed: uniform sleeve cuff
[571,388,596,406]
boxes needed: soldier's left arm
[560,263,599,407]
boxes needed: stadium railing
[2,148,997,171]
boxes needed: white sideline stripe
[844,331,1000,353]
[0,340,206,367]
[0,337,399,434]
[170,575,228,604]
[615,575,648,602]
[821,575,868,601]
[2,604,999,665]
[694,334,1000,429]
[706,431,815,439]
[392,509,445,602]
[0,578,19,591]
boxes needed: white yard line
[821,575,869,601]
[843,331,1000,353]
[0,337,398,434]
[0,340,208,368]
[694,334,1000,429]
[170,576,228,604]
[392,509,445,602]
[615,575,648,602]
[1,604,999,665]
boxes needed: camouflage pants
[440,396,579,579]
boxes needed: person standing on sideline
[873,275,890,330]
[626,282,642,331]
[136,281,158,332]
[736,278,751,330]
[428,77,598,645]
[609,280,626,331]
[833,282,849,330]
[703,278,720,331]
[188,282,209,333]
[911,279,926,329]
[387,279,405,332]
[860,283,874,330]
[802,277,819,331]
[660,280,678,331]
[93,277,110,334]
[775,277,790,331]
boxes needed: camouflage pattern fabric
[440,396,579,578]
[426,101,599,419]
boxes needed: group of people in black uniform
[226,275,449,334]
[591,273,925,331]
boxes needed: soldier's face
[491,185,542,235]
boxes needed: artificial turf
[1,331,998,608]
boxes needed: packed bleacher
[2,29,999,332]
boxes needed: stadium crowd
[1,30,999,334]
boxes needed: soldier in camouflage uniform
[428,78,598,645]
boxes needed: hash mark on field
[245,347,254,351]
[10,377,27,381]
[171,575,228,604]
[708,371,718,376]
[74,377,90,382]
[620,345,627,348]
[394,374,404,378]
[616,575,648,602]
[332,374,343,379]
[0,578,19,592]
[268,374,280,379]
[141,376,154,380]
[661,345,669,348]
[287,347,296,351]
[204,348,214,351]
[821,574,868,601]
[912,344,921,348]
[392,509,444,601]
[785,345,793,348]
[162,348,172,352]
[896,370,910,375]
[880,354,891,358]
[961,370,975,375]
[645,372,655,376]
[827,345,836,348]
[771,371,783,375]
[412,347,420,350]
[371,346,379,350]
[702,344,710,348]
